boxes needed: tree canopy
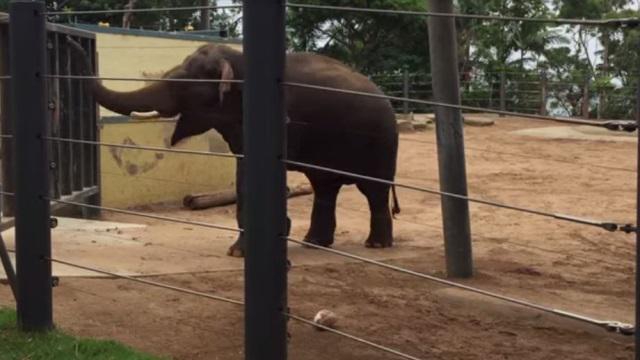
[0,0,637,118]
[286,0,429,74]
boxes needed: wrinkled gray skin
[69,39,400,257]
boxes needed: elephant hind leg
[303,178,342,247]
[357,181,393,248]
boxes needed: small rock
[313,309,338,330]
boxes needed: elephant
[68,39,400,257]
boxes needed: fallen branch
[183,184,313,210]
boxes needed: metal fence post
[582,75,590,119]
[499,71,506,117]
[9,0,53,331]
[243,1,288,359]
[403,66,410,115]
[635,76,640,360]
[427,0,473,278]
[540,70,548,116]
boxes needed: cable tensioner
[620,224,639,234]
[603,121,638,132]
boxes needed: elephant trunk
[66,37,178,117]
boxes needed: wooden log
[183,184,313,210]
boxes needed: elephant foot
[302,235,333,249]
[365,235,393,249]
[227,237,245,258]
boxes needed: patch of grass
[0,308,164,360]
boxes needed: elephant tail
[391,185,400,218]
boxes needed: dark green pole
[243,1,288,359]
[634,66,640,360]
[10,0,53,331]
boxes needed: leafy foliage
[286,0,429,75]
[1,0,638,118]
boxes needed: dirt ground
[1,115,638,359]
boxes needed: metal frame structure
[0,11,100,223]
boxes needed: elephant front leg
[357,182,393,248]
[227,159,245,257]
[227,159,292,257]
[304,181,341,247]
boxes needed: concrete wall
[100,119,235,208]
[91,29,240,208]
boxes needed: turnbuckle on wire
[603,121,638,132]
[603,321,635,336]
[619,224,639,234]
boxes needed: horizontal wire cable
[283,82,624,129]
[101,170,231,188]
[46,198,243,233]
[283,159,625,232]
[44,2,638,27]
[0,134,12,139]
[44,74,244,84]
[286,237,633,332]
[45,255,421,359]
[286,3,640,27]
[399,137,636,173]
[45,256,244,305]
[336,202,634,268]
[40,78,630,129]
[44,136,242,159]
[46,4,243,16]
[286,313,424,360]
[0,191,15,197]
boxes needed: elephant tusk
[130,110,160,119]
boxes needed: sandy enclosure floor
[1,115,638,359]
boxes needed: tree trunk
[122,0,137,29]
[600,28,610,119]
[200,0,211,30]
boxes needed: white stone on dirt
[313,309,338,330]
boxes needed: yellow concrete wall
[95,32,240,208]
[100,120,235,208]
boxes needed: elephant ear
[218,59,234,105]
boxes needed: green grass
[0,308,165,360]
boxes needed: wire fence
[285,237,634,333]
[3,2,639,360]
[283,81,635,130]
[47,198,242,233]
[42,255,426,360]
[284,159,631,232]
[45,3,640,27]
[44,136,241,159]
